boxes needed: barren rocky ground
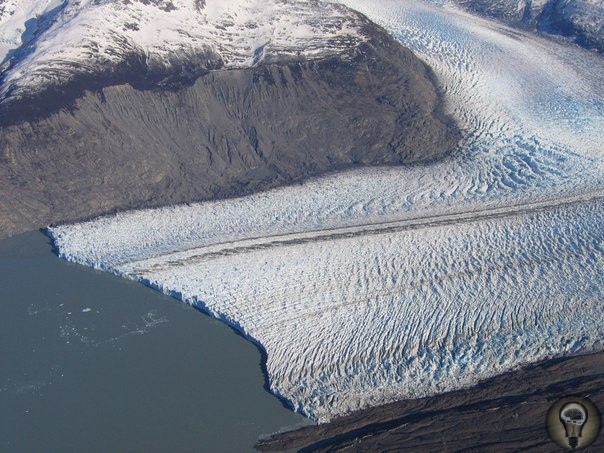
[257,351,604,452]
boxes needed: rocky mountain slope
[451,0,603,52]
[0,0,459,238]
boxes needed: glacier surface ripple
[49,0,604,421]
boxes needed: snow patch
[0,0,367,101]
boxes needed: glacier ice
[48,0,604,421]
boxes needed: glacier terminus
[45,0,604,423]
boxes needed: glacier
[48,0,604,421]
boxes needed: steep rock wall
[0,24,459,238]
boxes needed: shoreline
[0,230,311,451]
[13,228,604,451]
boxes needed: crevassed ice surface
[49,0,604,421]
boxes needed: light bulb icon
[559,402,588,449]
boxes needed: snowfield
[48,0,604,421]
[0,0,366,101]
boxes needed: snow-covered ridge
[0,0,367,101]
[0,0,63,66]
[49,0,604,421]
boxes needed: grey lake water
[0,231,311,452]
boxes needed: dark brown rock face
[453,0,603,53]
[256,352,604,452]
[0,22,459,238]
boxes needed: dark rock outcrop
[0,22,459,238]
[453,0,603,53]
[256,351,604,452]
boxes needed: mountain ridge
[0,13,460,238]
[0,0,369,106]
[451,0,603,52]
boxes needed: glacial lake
[0,231,310,452]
